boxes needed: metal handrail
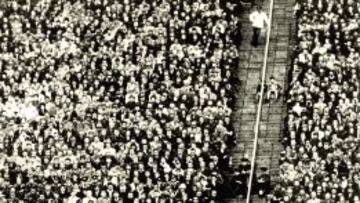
[245,0,275,202]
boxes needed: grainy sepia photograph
[0,0,356,202]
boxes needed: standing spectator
[249,5,269,47]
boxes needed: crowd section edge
[271,0,360,202]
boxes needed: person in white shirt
[266,76,282,101]
[82,190,97,203]
[249,6,269,47]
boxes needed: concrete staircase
[227,0,296,202]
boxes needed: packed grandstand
[0,0,358,202]
[0,0,243,202]
[276,0,360,202]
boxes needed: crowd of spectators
[274,0,360,202]
[0,0,242,202]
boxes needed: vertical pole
[245,0,274,202]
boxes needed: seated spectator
[0,0,242,202]
[231,156,251,198]
[277,0,360,202]
[256,167,271,197]
[266,76,282,102]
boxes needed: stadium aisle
[228,0,295,202]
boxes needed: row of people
[274,0,360,202]
[0,0,242,202]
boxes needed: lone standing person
[249,6,269,47]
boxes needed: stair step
[228,0,293,198]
